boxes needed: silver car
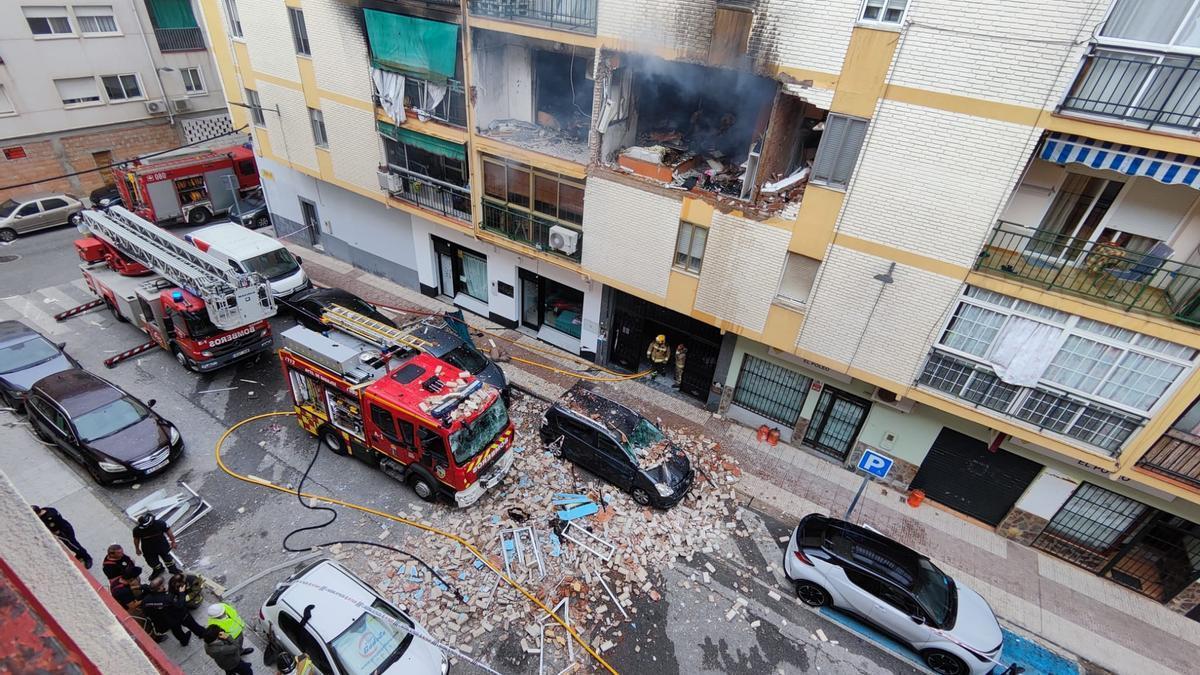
[0,193,84,242]
[783,513,1003,675]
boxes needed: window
[24,6,73,36]
[0,86,14,115]
[459,250,488,302]
[180,67,204,94]
[811,115,868,189]
[309,108,328,147]
[288,7,310,56]
[41,198,68,210]
[101,74,142,101]
[732,355,812,426]
[222,0,242,38]
[245,88,264,126]
[1100,0,1200,48]
[674,221,707,273]
[54,77,101,106]
[370,404,399,441]
[481,155,584,224]
[776,253,820,305]
[17,202,40,217]
[860,0,908,25]
[75,5,118,34]
[382,136,467,187]
[1041,483,1148,551]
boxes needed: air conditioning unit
[871,387,915,413]
[376,169,401,193]
[548,225,579,256]
[171,98,192,113]
[144,99,167,115]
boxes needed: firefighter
[132,513,180,579]
[103,544,141,582]
[646,335,670,378]
[142,577,204,646]
[673,343,688,388]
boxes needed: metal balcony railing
[404,77,467,128]
[918,350,1145,457]
[469,0,597,34]
[1138,429,1200,490]
[977,221,1200,325]
[154,27,205,52]
[1061,48,1200,131]
[480,199,582,262]
[383,165,471,223]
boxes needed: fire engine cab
[279,307,515,507]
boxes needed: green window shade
[147,0,198,29]
[364,9,459,80]
[377,121,466,162]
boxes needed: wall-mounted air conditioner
[871,387,915,413]
[548,226,579,256]
[144,99,167,114]
[171,98,191,113]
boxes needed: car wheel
[922,650,969,675]
[68,212,82,226]
[253,214,270,229]
[631,487,652,506]
[187,207,211,225]
[319,427,349,456]
[795,581,831,607]
[0,228,16,243]
[408,472,437,502]
[85,460,109,485]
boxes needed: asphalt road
[0,222,926,674]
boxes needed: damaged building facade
[202,0,1200,614]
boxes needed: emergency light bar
[431,380,484,420]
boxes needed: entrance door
[802,387,870,461]
[437,252,455,298]
[1100,514,1200,602]
[92,151,115,186]
[909,428,1041,526]
[520,270,540,329]
[299,198,320,245]
[1027,174,1122,264]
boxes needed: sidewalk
[291,242,1200,675]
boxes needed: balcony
[154,27,205,52]
[380,164,471,223]
[1060,48,1200,132]
[403,77,467,128]
[481,199,582,262]
[1138,429,1200,491]
[918,350,1145,457]
[469,0,597,35]
[977,222,1200,326]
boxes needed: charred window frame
[481,155,584,226]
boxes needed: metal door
[1100,514,1200,602]
[910,428,1041,526]
[802,387,870,461]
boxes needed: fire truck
[113,145,260,226]
[279,306,516,507]
[70,206,276,371]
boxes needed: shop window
[674,221,707,273]
[776,254,820,305]
[542,278,584,339]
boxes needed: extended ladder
[321,306,430,353]
[79,206,276,329]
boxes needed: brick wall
[305,0,374,103]
[241,0,301,82]
[258,82,318,171]
[751,0,861,75]
[695,212,791,333]
[321,98,380,192]
[581,175,682,297]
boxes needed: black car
[288,286,397,332]
[0,320,79,412]
[26,369,183,485]
[228,194,271,229]
[540,383,693,508]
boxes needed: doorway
[607,288,721,402]
[1100,514,1200,602]
[1027,173,1123,264]
[92,150,115,186]
[801,386,870,461]
[909,428,1041,526]
[432,237,488,304]
[299,198,320,246]
[519,269,584,352]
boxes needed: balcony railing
[405,77,467,128]
[154,27,205,52]
[1138,429,1200,490]
[977,221,1200,325]
[919,350,1145,456]
[469,0,597,34]
[1061,48,1200,131]
[480,199,582,262]
[382,164,471,223]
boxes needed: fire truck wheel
[172,345,196,371]
[0,228,15,243]
[105,299,127,323]
[187,207,212,226]
[408,472,437,502]
[319,426,349,456]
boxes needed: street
[1,222,924,674]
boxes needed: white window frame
[23,6,75,38]
[0,85,15,116]
[245,88,265,126]
[673,221,707,274]
[1096,0,1200,55]
[858,0,909,27]
[54,76,102,108]
[180,67,205,95]
[288,7,311,56]
[222,0,243,39]
[73,5,120,36]
[309,107,328,147]
[775,252,821,307]
[100,73,144,102]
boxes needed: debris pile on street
[335,391,743,666]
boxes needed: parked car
[0,193,84,242]
[25,369,182,485]
[88,185,123,210]
[539,382,694,508]
[261,558,447,675]
[0,320,78,412]
[228,193,271,229]
[783,513,1003,675]
[288,286,397,332]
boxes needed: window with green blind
[146,0,198,29]
[363,9,459,80]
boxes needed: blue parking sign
[857,449,893,479]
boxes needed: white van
[184,223,310,298]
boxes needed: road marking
[1,293,69,336]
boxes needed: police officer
[132,513,180,579]
[32,505,92,568]
[207,602,253,656]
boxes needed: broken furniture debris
[124,481,211,535]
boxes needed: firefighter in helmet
[646,334,671,378]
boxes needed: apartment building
[204,0,1200,616]
[0,1,235,203]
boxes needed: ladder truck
[279,306,516,506]
[63,205,277,370]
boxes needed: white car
[261,559,447,675]
[783,514,1003,675]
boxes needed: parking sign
[857,448,893,480]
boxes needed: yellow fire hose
[215,412,618,674]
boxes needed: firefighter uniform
[646,335,670,377]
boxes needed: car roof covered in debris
[366,351,497,429]
[556,382,644,439]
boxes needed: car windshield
[618,417,671,465]
[241,248,300,280]
[73,397,150,442]
[441,344,489,374]
[327,599,414,675]
[0,199,18,217]
[0,336,60,373]
[450,397,509,465]
[912,558,955,626]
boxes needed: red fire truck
[69,206,277,371]
[279,306,515,506]
[114,145,260,226]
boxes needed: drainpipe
[129,0,175,126]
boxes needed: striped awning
[1040,132,1200,190]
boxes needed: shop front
[518,268,586,355]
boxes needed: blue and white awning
[1040,132,1200,190]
